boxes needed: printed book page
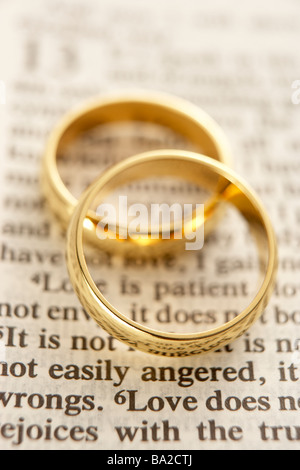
[0,0,300,451]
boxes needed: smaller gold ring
[66,150,277,357]
[41,90,232,248]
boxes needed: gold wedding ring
[41,91,232,248]
[66,150,277,357]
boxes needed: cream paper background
[0,0,300,450]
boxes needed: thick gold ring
[41,91,232,248]
[66,150,277,357]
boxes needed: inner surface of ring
[57,100,224,160]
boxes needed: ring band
[66,150,277,357]
[42,91,232,247]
